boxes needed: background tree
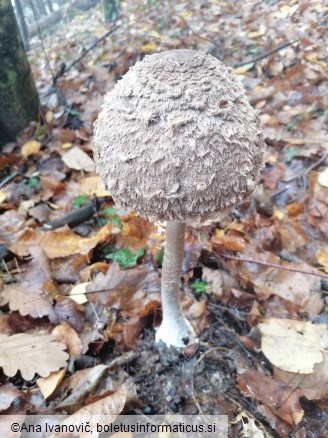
[101,0,118,23]
[0,0,39,148]
[14,0,29,50]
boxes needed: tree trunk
[14,0,29,51]
[46,0,54,12]
[0,0,39,148]
[101,0,118,23]
[36,0,48,16]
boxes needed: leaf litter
[0,0,328,436]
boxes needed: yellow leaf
[234,63,254,75]
[0,191,7,203]
[274,209,284,220]
[45,111,53,123]
[140,41,157,53]
[316,248,328,273]
[78,175,111,197]
[62,142,73,150]
[215,229,225,238]
[21,140,41,157]
[37,368,66,399]
[180,11,193,18]
[318,167,328,188]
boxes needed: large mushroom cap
[93,49,265,225]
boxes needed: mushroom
[93,49,265,348]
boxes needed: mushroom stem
[155,221,197,347]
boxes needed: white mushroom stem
[155,221,197,348]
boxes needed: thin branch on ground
[217,252,328,280]
[53,24,122,84]
[233,39,298,68]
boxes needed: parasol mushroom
[93,49,265,348]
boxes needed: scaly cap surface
[93,49,265,225]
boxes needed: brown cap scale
[94,49,265,347]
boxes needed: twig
[53,25,121,84]
[216,252,328,280]
[289,150,328,182]
[42,198,104,230]
[233,39,298,68]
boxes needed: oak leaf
[0,334,68,380]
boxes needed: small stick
[53,25,121,84]
[217,252,328,280]
[233,40,298,68]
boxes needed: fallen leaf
[274,354,328,401]
[0,281,53,318]
[233,411,265,437]
[59,365,109,407]
[70,282,89,304]
[21,140,41,157]
[0,385,24,412]
[62,146,95,172]
[52,323,84,355]
[259,318,328,373]
[212,234,245,252]
[78,176,111,197]
[37,368,66,400]
[237,369,304,425]
[318,167,328,188]
[9,222,113,258]
[316,248,328,273]
[0,334,68,380]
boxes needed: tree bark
[14,0,29,51]
[46,0,54,12]
[0,0,39,148]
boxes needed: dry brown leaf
[59,365,109,407]
[0,250,53,318]
[52,323,84,356]
[274,354,328,401]
[237,369,304,425]
[252,265,319,306]
[212,234,245,252]
[0,281,53,318]
[62,146,95,172]
[37,368,66,400]
[259,318,328,374]
[0,334,68,380]
[9,223,112,258]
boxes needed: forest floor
[1,0,328,437]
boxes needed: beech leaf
[259,318,328,374]
[0,334,68,380]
